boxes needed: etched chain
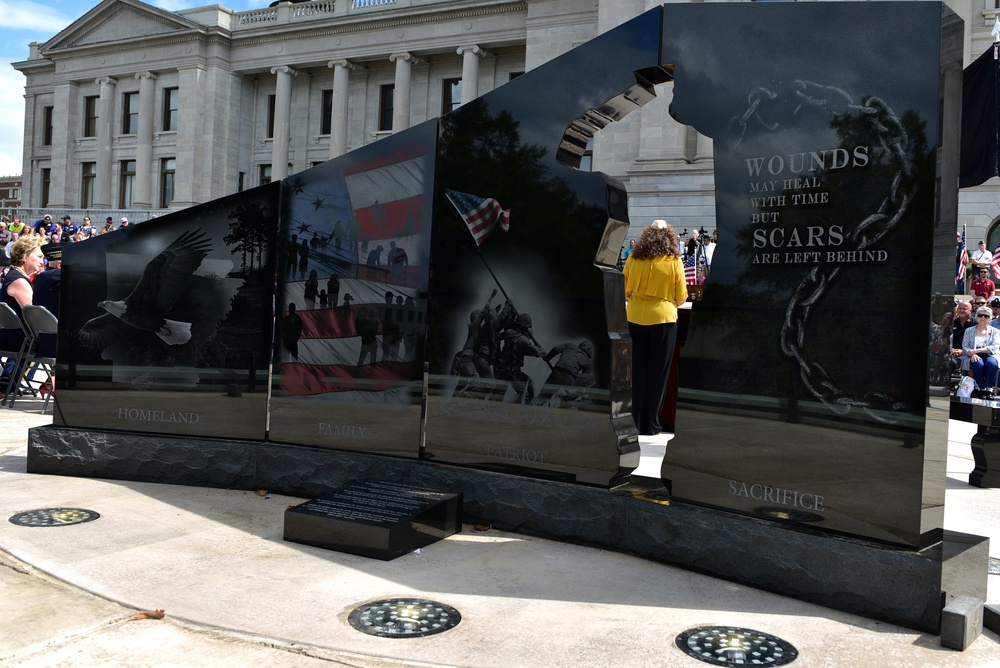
[731,81,914,422]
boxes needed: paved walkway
[1,395,997,667]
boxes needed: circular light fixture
[348,598,461,638]
[9,508,100,527]
[676,626,798,666]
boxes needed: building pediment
[41,0,204,54]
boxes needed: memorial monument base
[283,481,462,561]
[27,425,989,634]
[949,398,1000,488]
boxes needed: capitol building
[12,0,1000,243]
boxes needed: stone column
[94,76,117,209]
[22,93,36,204]
[327,59,361,159]
[133,72,157,208]
[172,66,206,209]
[270,65,299,181]
[692,128,713,163]
[457,45,489,105]
[48,81,77,207]
[389,52,422,133]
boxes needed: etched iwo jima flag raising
[1,1,999,665]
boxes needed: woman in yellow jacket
[622,220,688,436]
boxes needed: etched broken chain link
[732,82,915,422]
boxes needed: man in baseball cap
[120,217,129,227]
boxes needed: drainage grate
[9,508,100,527]
[348,598,460,638]
[989,557,1000,576]
[676,626,798,666]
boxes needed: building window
[238,171,245,193]
[378,84,394,132]
[266,94,276,139]
[260,164,272,185]
[509,72,524,81]
[84,96,98,137]
[122,92,139,134]
[442,78,462,114]
[160,158,175,208]
[162,87,178,132]
[119,160,136,208]
[40,168,51,207]
[320,89,333,135]
[81,162,96,208]
[42,106,54,146]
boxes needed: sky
[0,0,266,178]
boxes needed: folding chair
[0,303,31,407]
[21,305,58,414]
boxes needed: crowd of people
[934,296,1000,397]
[0,213,130,267]
[0,234,62,389]
[620,226,715,283]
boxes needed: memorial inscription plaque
[283,481,462,560]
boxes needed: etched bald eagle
[79,230,213,348]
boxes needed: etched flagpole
[443,188,553,369]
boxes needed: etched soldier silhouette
[495,312,546,403]
[281,303,303,359]
[381,291,403,361]
[536,340,595,406]
[298,239,309,277]
[388,240,409,283]
[356,308,379,366]
[303,270,319,309]
[327,275,340,309]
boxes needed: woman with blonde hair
[623,219,688,435]
[1,235,46,381]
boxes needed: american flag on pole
[444,189,510,246]
[958,224,968,283]
[684,253,698,284]
[992,240,1000,281]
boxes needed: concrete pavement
[1,395,997,667]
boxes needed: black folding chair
[0,303,31,407]
[21,305,58,414]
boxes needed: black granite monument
[32,2,988,634]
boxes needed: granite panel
[658,1,961,548]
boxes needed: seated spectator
[990,298,1000,330]
[951,300,975,370]
[100,217,115,234]
[0,222,10,266]
[77,216,95,240]
[962,306,1000,394]
[971,268,996,300]
[8,218,24,235]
